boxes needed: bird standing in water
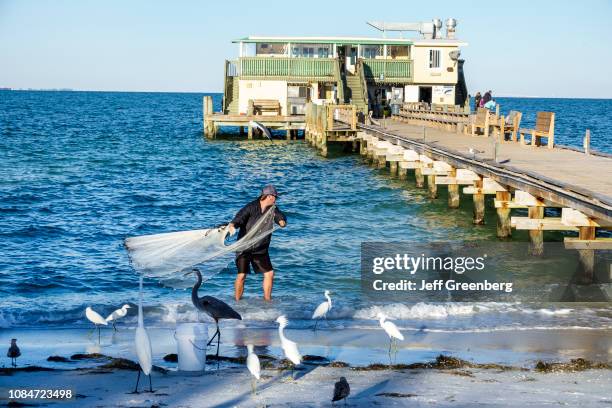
[185,268,242,368]
[332,376,350,405]
[377,313,404,363]
[85,306,108,343]
[246,344,260,395]
[311,290,332,331]
[7,339,21,367]
[105,304,131,331]
[276,315,301,380]
[133,275,153,393]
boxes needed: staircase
[224,76,239,115]
[342,63,368,114]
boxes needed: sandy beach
[1,326,611,407]
[3,355,612,407]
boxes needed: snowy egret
[311,290,332,331]
[276,315,301,380]
[332,376,350,405]
[246,344,260,395]
[7,339,21,367]
[105,304,131,331]
[85,306,108,343]
[185,268,242,367]
[249,121,273,140]
[377,312,404,362]
[133,275,153,393]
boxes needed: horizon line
[2,88,612,100]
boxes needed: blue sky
[1,0,611,97]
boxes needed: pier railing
[362,59,413,83]
[238,57,336,80]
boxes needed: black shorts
[236,252,273,274]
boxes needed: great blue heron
[7,339,20,367]
[311,290,332,331]
[184,268,242,367]
[85,306,108,343]
[105,304,131,331]
[332,376,350,405]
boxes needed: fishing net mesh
[125,205,278,285]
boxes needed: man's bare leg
[235,273,246,301]
[263,270,274,301]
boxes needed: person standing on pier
[228,185,286,302]
[473,92,482,112]
[482,90,492,107]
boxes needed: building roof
[233,36,414,45]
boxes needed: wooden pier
[203,95,305,139]
[303,103,612,283]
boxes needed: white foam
[353,302,476,320]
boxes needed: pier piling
[447,169,460,208]
[427,175,438,199]
[415,166,425,188]
[577,226,596,283]
[472,179,485,224]
[528,206,545,256]
[495,191,512,238]
[203,96,214,138]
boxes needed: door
[418,86,432,104]
[345,45,357,74]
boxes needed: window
[429,49,441,69]
[363,45,382,59]
[388,45,409,59]
[317,47,329,58]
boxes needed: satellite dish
[449,50,461,61]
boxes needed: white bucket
[175,323,208,372]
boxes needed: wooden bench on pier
[470,108,490,137]
[248,99,282,116]
[490,110,522,141]
[518,111,555,148]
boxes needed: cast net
[125,205,278,285]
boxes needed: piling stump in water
[472,179,485,225]
[528,206,544,255]
[496,191,512,238]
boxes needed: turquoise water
[1,91,610,334]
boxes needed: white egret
[133,275,153,393]
[246,344,260,395]
[311,290,332,331]
[377,313,404,362]
[85,307,108,343]
[105,304,131,331]
[276,315,301,379]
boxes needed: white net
[125,205,278,285]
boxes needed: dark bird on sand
[184,268,242,367]
[7,339,21,367]
[332,376,350,405]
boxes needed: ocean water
[1,91,611,336]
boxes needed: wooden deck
[360,120,612,222]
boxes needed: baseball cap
[261,184,279,197]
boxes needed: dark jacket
[231,199,286,255]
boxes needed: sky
[1,0,611,98]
